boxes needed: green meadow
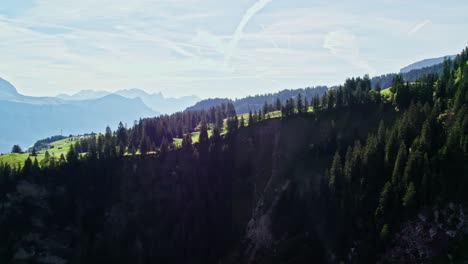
[0,137,80,167]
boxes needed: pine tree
[402,182,416,209]
[199,118,209,146]
[275,98,282,111]
[394,77,411,109]
[329,151,343,195]
[403,148,423,186]
[182,134,193,150]
[336,87,343,108]
[380,224,390,242]
[33,158,40,171]
[215,109,224,130]
[11,145,22,154]
[263,101,269,116]
[140,136,150,155]
[116,121,129,147]
[374,83,382,104]
[391,141,408,208]
[313,95,320,110]
[105,125,113,141]
[392,142,408,185]
[227,102,237,118]
[304,96,309,113]
[297,94,304,115]
[22,157,33,175]
[160,137,169,157]
[327,90,335,110]
[375,181,392,227]
[343,146,353,182]
[66,144,79,163]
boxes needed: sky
[0,0,467,99]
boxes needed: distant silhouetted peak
[0,78,19,97]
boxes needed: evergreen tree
[105,125,113,141]
[66,144,79,164]
[263,101,269,116]
[22,157,33,175]
[313,95,320,110]
[297,94,304,115]
[160,137,169,157]
[198,118,209,147]
[394,77,411,109]
[11,145,22,154]
[116,122,129,147]
[304,96,309,113]
[336,87,344,108]
[375,181,393,227]
[275,98,282,111]
[182,134,193,150]
[329,151,343,195]
[215,109,224,130]
[33,158,40,171]
[140,136,151,155]
[402,182,416,210]
[374,83,382,104]
[327,90,335,110]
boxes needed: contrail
[260,24,279,49]
[225,0,273,62]
[408,20,431,36]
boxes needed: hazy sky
[0,0,467,99]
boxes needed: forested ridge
[1,47,468,263]
[185,86,328,114]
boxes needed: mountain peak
[0,78,19,97]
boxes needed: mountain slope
[57,90,111,101]
[1,48,468,263]
[400,55,456,73]
[114,89,200,114]
[0,81,156,153]
[0,78,19,98]
[58,88,200,114]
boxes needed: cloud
[1,1,466,99]
[323,30,374,74]
[225,0,273,62]
[408,19,431,36]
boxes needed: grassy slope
[0,137,80,167]
[0,105,337,165]
[1,108,311,163]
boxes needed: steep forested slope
[0,47,468,263]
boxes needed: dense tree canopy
[1,47,468,264]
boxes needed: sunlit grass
[0,136,81,167]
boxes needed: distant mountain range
[0,53,458,153]
[0,79,157,153]
[57,89,200,114]
[400,55,456,73]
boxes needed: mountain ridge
[400,55,456,73]
[0,80,156,153]
[57,88,200,114]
